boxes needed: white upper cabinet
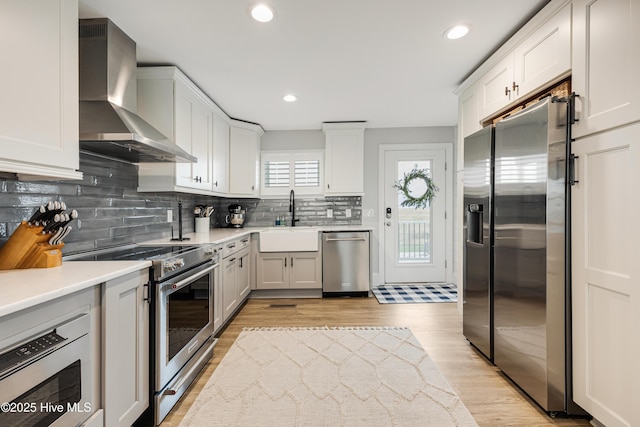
[229,122,262,197]
[478,55,516,121]
[513,3,571,99]
[572,0,640,137]
[0,0,82,180]
[477,2,571,122]
[136,66,218,194]
[212,113,230,195]
[323,122,366,196]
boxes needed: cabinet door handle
[229,257,236,263]
[327,184,330,189]
[240,257,243,268]
[504,86,511,97]
[143,282,151,303]
[284,258,287,267]
[214,181,218,187]
[291,257,293,267]
[512,81,519,92]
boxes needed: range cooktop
[65,245,198,262]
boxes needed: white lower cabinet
[221,238,251,322]
[571,123,640,427]
[257,251,322,290]
[102,270,149,427]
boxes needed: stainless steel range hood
[79,18,196,163]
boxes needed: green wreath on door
[393,166,439,210]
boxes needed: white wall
[262,126,458,284]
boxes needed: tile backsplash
[0,153,361,255]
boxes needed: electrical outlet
[346,208,352,218]
[327,209,333,218]
[167,210,173,223]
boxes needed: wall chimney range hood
[79,18,196,163]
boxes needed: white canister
[195,217,210,233]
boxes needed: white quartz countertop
[0,225,371,318]
[142,225,374,246]
[0,260,150,318]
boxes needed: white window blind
[261,151,323,196]
[294,160,320,187]
[264,161,290,187]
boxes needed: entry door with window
[384,149,446,283]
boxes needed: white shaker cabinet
[572,0,640,138]
[256,251,322,290]
[221,237,251,321]
[0,0,82,180]
[478,2,571,121]
[102,269,149,427]
[322,122,366,196]
[571,123,640,427]
[212,113,230,195]
[229,123,262,197]
[136,66,214,194]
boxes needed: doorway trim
[378,143,454,284]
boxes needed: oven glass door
[156,261,215,388]
[0,335,92,427]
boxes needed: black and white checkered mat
[372,283,457,304]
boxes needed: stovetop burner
[65,245,198,262]
[64,243,219,281]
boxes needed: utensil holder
[0,221,64,270]
[195,217,210,233]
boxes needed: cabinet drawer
[222,236,249,258]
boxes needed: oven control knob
[205,247,216,256]
[164,258,185,272]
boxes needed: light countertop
[0,225,372,318]
[143,225,374,246]
[0,260,150,318]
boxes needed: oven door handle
[162,262,217,294]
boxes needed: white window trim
[260,150,324,197]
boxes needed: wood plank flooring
[160,298,591,427]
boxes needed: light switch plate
[167,210,173,223]
[327,209,333,218]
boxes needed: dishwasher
[322,231,370,297]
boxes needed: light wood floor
[160,298,591,427]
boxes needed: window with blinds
[261,151,323,196]
[264,161,290,187]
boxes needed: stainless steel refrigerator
[464,96,586,415]
[463,125,494,361]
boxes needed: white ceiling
[78,0,549,131]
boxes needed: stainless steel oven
[154,257,218,424]
[64,242,220,425]
[0,313,93,427]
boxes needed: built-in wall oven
[0,313,93,427]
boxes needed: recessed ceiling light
[445,24,470,40]
[283,94,297,103]
[251,4,274,23]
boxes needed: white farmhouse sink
[259,227,319,252]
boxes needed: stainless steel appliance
[225,204,245,228]
[78,18,196,163]
[65,243,219,425]
[322,231,370,297]
[462,125,494,361]
[0,313,93,427]
[463,96,585,415]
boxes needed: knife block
[0,222,64,270]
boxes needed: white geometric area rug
[179,327,477,427]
